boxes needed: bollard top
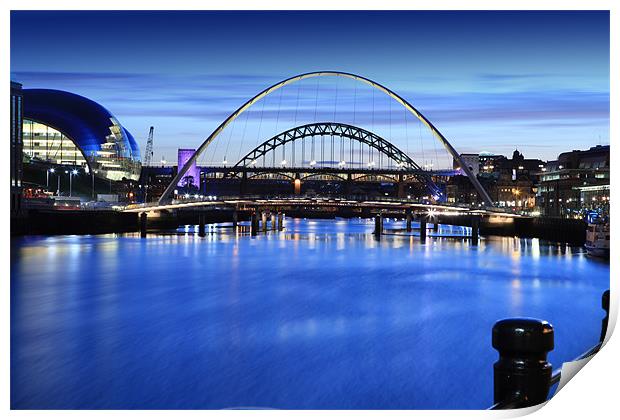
[492,318,554,354]
[602,290,610,312]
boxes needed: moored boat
[585,219,610,259]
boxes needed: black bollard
[471,216,480,244]
[492,318,554,408]
[139,212,147,238]
[601,289,610,343]
[374,214,382,239]
[433,222,439,233]
[232,210,238,229]
[198,213,206,237]
[406,210,412,232]
[419,216,427,243]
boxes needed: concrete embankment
[11,210,139,236]
[479,216,586,245]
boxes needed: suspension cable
[275,87,283,166]
[222,108,236,165]
[293,81,300,167]
[236,105,251,164]
[419,118,425,170]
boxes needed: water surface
[11,218,609,409]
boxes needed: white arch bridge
[157,71,493,206]
[123,197,517,223]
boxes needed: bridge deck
[123,196,521,218]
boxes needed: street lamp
[91,169,98,201]
[513,188,520,208]
[47,168,55,189]
[69,169,78,197]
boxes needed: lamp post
[47,168,55,189]
[91,169,98,201]
[69,169,78,197]
[513,188,520,209]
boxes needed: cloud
[13,70,609,162]
[13,70,609,125]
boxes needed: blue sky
[10,11,609,165]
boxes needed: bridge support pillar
[139,212,147,238]
[406,209,412,233]
[420,216,427,243]
[232,210,238,229]
[277,212,284,230]
[294,174,301,195]
[471,215,480,244]
[345,173,353,197]
[198,213,206,237]
[240,170,248,196]
[397,173,406,198]
[271,213,277,231]
[374,214,383,239]
[250,212,258,236]
[261,212,268,232]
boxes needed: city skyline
[11,10,610,163]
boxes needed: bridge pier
[397,173,406,198]
[198,213,206,237]
[406,209,412,232]
[261,211,268,232]
[277,212,284,230]
[271,213,277,231]
[345,173,353,197]
[471,215,480,244]
[419,215,427,243]
[240,170,248,196]
[250,212,258,236]
[139,212,147,238]
[294,174,301,195]
[232,210,238,229]
[374,214,383,239]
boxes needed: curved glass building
[22,89,141,181]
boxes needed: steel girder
[233,122,441,196]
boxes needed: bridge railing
[163,193,481,207]
[489,289,610,409]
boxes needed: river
[10,218,609,409]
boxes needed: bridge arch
[234,122,438,193]
[158,71,492,205]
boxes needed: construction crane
[144,126,154,167]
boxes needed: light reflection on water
[11,218,609,409]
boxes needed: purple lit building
[177,149,200,190]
